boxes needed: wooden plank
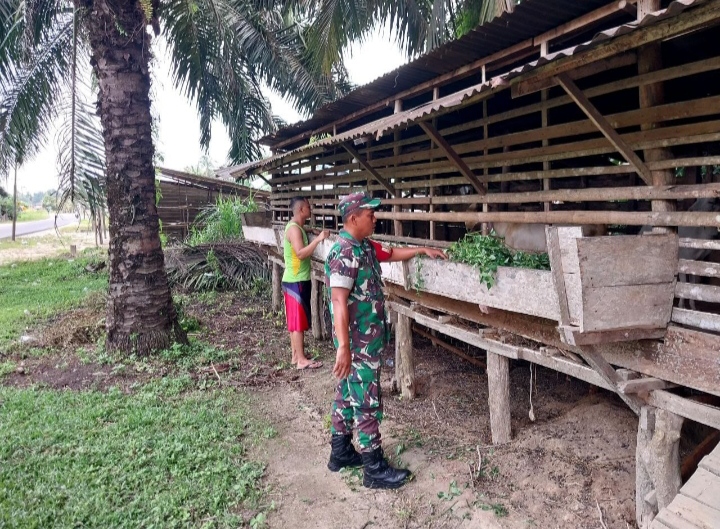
[417,121,487,195]
[555,73,653,185]
[375,209,720,228]
[546,227,572,326]
[382,259,560,321]
[576,345,642,413]
[581,283,675,332]
[680,239,720,251]
[341,142,396,196]
[571,327,666,345]
[654,508,707,529]
[671,308,720,333]
[618,377,675,394]
[242,226,280,247]
[698,450,720,478]
[666,493,720,529]
[678,259,720,279]
[647,391,720,430]
[676,283,720,304]
[681,468,720,509]
[577,234,678,288]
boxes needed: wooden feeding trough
[382,227,679,346]
[240,212,275,246]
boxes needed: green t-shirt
[282,222,311,282]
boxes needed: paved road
[0,213,78,240]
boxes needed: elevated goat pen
[223,0,720,526]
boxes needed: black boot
[327,434,363,472]
[362,447,412,489]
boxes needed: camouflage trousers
[330,364,383,452]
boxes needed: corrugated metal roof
[503,0,707,81]
[260,0,613,149]
[220,0,711,180]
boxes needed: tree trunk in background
[11,162,17,241]
[84,0,186,354]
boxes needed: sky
[11,26,407,195]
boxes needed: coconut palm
[0,0,351,354]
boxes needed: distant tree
[42,191,57,212]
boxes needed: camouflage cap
[339,192,381,219]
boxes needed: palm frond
[0,10,73,176]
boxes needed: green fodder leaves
[447,232,550,289]
[0,387,266,528]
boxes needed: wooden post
[636,406,684,528]
[487,351,511,444]
[11,162,17,242]
[482,101,490,235]
[272,262,282,313]
[394,311,416,399]
[70,245,77,257]
[393,99,403,237]
[311,278,322,340]
[540,41,551,213]
[638,0,675,230]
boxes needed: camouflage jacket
[325,230,390,368]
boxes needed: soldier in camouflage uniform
[325,191,446,489]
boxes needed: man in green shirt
[283,197,329,369]
[325,192,446,489]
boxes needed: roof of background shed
[259,0,612,149]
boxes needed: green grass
[0,385,268,528]
[0,253,108,347]
[18,210,50,222]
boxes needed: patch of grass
[158,341,233,370]
[0,361,16,377]
[0,386,268,528]
[0,254,108,348]
[17,210,50,222]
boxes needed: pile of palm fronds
[165,242,270,293]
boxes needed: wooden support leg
[394,312,416,399]
[487,352,511,444]
[272,262,282,313]
[311,279,322,340]
[636,406,685,528]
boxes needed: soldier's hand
[333,345,352,379]
[423,248,447,260]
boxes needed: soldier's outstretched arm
[387,246,447,262]
[331,287,352,379]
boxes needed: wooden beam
[340,142,396,196]
[555,73,653,185]
[374,209,720,228]
[417,121,487,195]
[619,377,676,395]
[576,344,643,414]
[647,390,720,430]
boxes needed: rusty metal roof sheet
[221,0,710,180]
[260,0,613,149]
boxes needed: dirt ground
[3,290,644,529]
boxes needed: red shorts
[282,280,312,332]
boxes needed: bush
[188,195,258,245]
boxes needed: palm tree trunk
[83,0,186,354]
